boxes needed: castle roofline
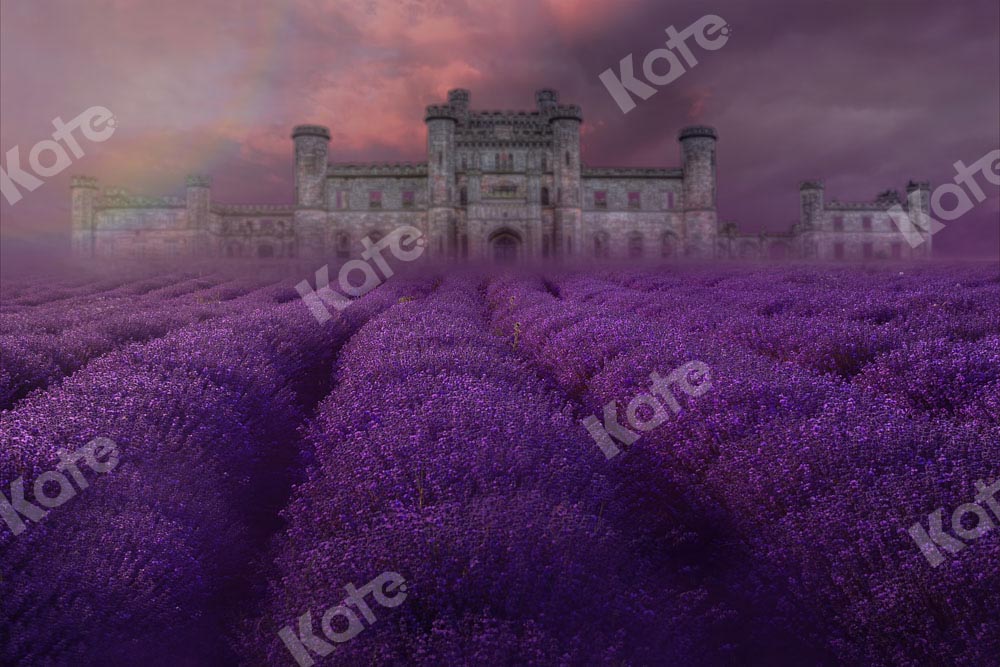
[327,162,428,177]
[582,166,683,179]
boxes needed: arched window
[541,154,547,171]
[495,153,500,170]
[540,187,550,206]
[628,233,644,259]
[565,151,570,166]
[460,187,468,206]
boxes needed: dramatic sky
[1,0,998,258]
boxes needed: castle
[70,88,934,261]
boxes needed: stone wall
[69,87,933,264]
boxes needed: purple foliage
[1,263,997,666]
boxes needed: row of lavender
[0,272,296,409]
[1,263,996,665]
[486,264,999,665]
[243,277,743,665]
[0,276,417,665]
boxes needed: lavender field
[1,262,998,666]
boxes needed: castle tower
[185,174,211,256]
[797,181,824,259]
[543,89,583,259]
[425,100,459,258]
[799,181,824,228]
[679,126,718,259]
[447,88,470,116]
[70,175,98,258]
[186,174,211,227]
[906,180,933,257]
[292,125,331,257]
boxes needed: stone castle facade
[70,88,934,261]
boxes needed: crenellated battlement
[679,126,718,141]
[213,203,295,215]
[547,104,583,122]
[97,188,186,209]
[291,124,331,140]
[424,104,460,122]
[583,166,683,179]
[327,162,428,177]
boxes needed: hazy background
[1,0,998,265]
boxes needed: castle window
[438,152,442,168]
[490,184,517,198]
[834,242,845,260]
[862,216,872,231]
[665,192,675,209]
[628,233,644,259]
[462,156,467,170]
[833,216,844,231]
[541,187,550,206]
[495,153,500,170]
[369,190,382,209]
[402,191,415,208]
[565,151,570,167]
[594,191,607,209]
[863,242,873,259]
[460,187,468,206]
[541,154,548,171]
[628,192,641,209]
[336,232,351,259]
[336,190,343,209]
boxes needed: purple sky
[1,0,998,258]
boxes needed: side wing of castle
[70,88,934,261]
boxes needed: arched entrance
[489,228,522,263]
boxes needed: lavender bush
[0,262,997,666]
